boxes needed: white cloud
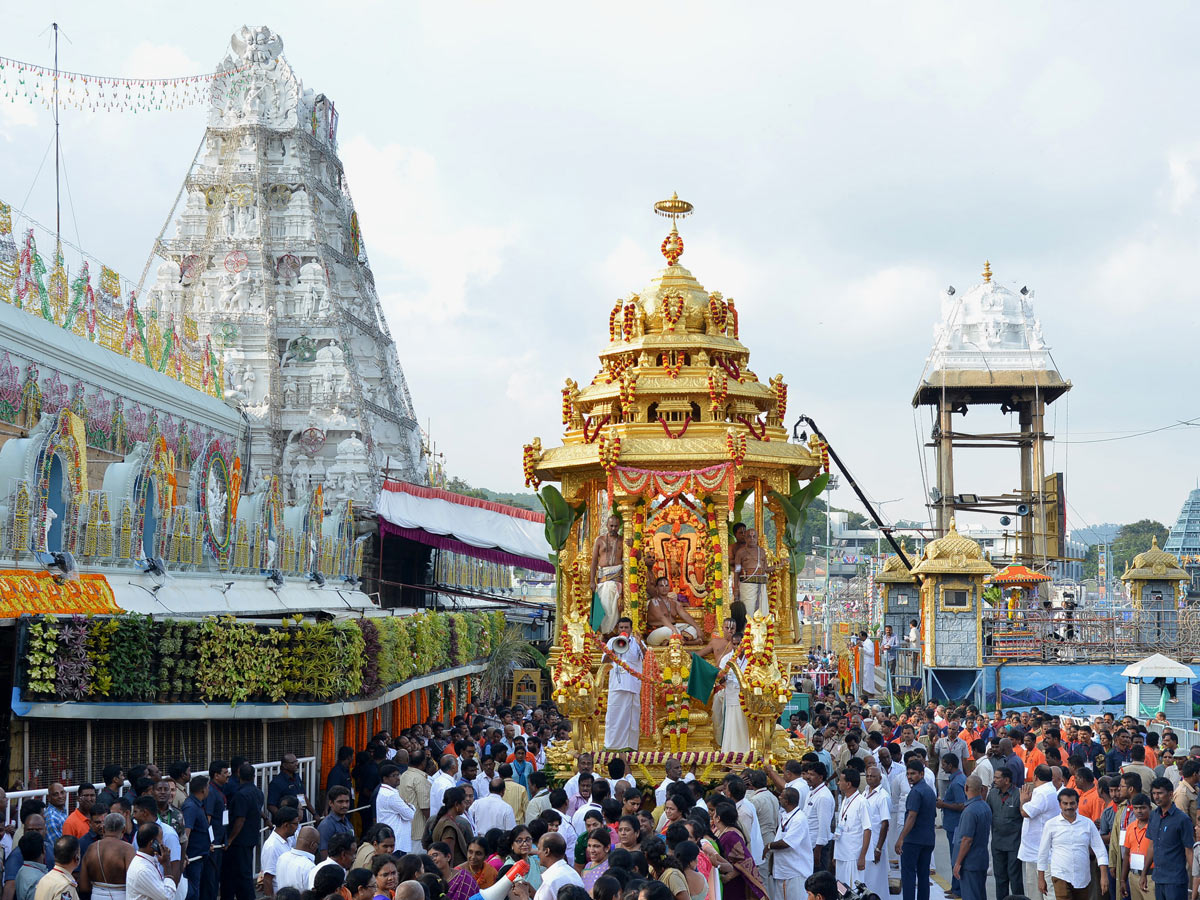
[339,136,515,322]
[1165,141,1200,212]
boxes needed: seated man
[644,576,704,646]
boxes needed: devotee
[832,769,870,886]
[767,786,812,895]
[590,516,623,635]
[1036,788,1109,900]
[862,765,891,899]
[951,776,991,900]
[894,759,936,900]
[602,618,644,751]
[127,824,179,900]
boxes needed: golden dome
[911,520,996,576]
[876,540,919,583]
[1121,535,1188,582]
[531,197,820,488]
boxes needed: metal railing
[981,607,1200,664]
[2,756,318,824]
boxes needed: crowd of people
[7,694,1200,900]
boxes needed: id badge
[1130,852,1145,872]
[222,810,230,827]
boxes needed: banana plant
[537,484,586,566]
[727,489,753,539]
[770,472,830,575]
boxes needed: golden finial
[654,192,694,223]
[655,193,692,266]
[982,260,992,283]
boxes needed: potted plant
[25,616,60,700]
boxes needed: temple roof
[1121,535,1188,582]
[876,542,919,583]
[911,520,997,576]
[913,264,1071,406]
[531,197,819,493]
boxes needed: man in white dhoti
[733,528,776,616]
[767,786,813,900]
[717,647,750,755]
[644,577,704,646]
[603,617,643,750]
[590,516,623,634]
[858,630,875,700]
[862,765,891,899]
[832,769,871,887]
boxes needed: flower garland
[716,353,742,382]
[561,384,574,425]
[609,299,624,342]
[726,299,739,338]
[726,430,748,469]
[660,415,691,440]
[708,294,728,333]
[551,633,595,704]
[622,303,638,341]
[603,354,632,384]
[708,368,728,415]
[661,231,684,266]
[734,620,790,718]
[770,375,788,420]
[639,647,661,736]
[628,501,646,632]
[662,350,683,378]
[738,414,769,441]
[662,293,685,332]
[522,443,540,489]
[703,498,723,634]
[618,370,639,418]
[598,427,622,498]
[661,636,691,752]
[582,414,611,443]
[614,463,737,511]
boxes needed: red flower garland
[737,414,769,441]
[726,431,748,469]
[583,414,611,443]
[609,299,624,342]
[660,415,691,439]
[522,443,540,488]
[708,294,728,332]
[662,350,683,378]
[716,354,742,382]
[662,293,685,332]
[622,303,638,341]
[708,368,728,415]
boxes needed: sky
[2,2,1199,541]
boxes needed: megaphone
[468,860,531,900]
[1016,504,1031,516]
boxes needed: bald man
[274,827,319,891]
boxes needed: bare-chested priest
[590,515,623,634]
[732,528,779,616]
[645,576,705,646]
[78,813,135,900]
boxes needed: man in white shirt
[525,774,552,824]
[376,765,416,852]
[726,777,765,866]
[603,620,644,749]
[971,741,994,798]
[746,771,780,864]
[308,834,355,889]
[274,827,319,892]
[474,778,517,834]
[429,757,459,819]
[832,769,872,887]
[1036,788,1109,900]
[1019,764,1060,900]
[655,758,695,808]
[473,756,496,803]
[862,765,891,900]
[521,833,583,900]
[260,808,300,897]
[803,762,835,875]
[767,786,813,899]
[563,754,595,804]
[126,824,179,900]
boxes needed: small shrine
[1121,654,1197,728]
[529,195,821,775]
[1122,536,1189,646]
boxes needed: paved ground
[882,826,997,900]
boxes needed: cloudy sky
[2,2,1198,540]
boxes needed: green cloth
[590,591,604,631]
[687,652,720,703]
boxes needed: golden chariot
[525,195,822,782]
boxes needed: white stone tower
[148,25,425,507]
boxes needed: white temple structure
[148,25,425,507]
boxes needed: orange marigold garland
[708,293,728,333]
[770,374,788,420]
[725,429,748,469]
[618,370,639,418]
[708,367,728,415]
[561,383,574,425]
[639,647,661,736]
[703,498,723,633]
[622,303,638,341]
[628,501,646,632]
[662,293,685,332]
[522,442,541,488]
[598,427,621,499]
[609,299,624,342]
[662,350,683,379]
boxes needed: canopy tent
[1122,653,1197,683]
[988,564,1052,586]
[376,481,554,573]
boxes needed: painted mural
[985,664,1200,716]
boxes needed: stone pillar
[936,401,954,538]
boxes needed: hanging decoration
[276,254,301,281]
[661,350,684,378]
[608,299,623,342]
[707,367,728,415]
[612,462,737,510]
[707,293,728,333]
[582,414,610,444]
[522,441,541,489]
[627,500,646,632]
[621,301,638,341]
[618,369,638,418]
[725,429,748,470]
[659,415,691,440]
[598,427,621,498]
[0,55,251,113]
[770,374,787,420]
[661,292,685,331]
[737,414,769,441]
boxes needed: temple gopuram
[527,195,823,777]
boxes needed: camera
[837,883,880,900]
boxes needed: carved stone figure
[283,377,298,408]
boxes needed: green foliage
[25,615,59,696]
[538,485,585,564]
[771,473,831,574]
[86,617,119,698]
[480,625,545,702]
[728,490,753,539]
[110,614,155,700]
[1082,519,1170,580]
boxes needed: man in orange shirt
[1122,792,1153,900]
[61,785,96,839]
[1022,732,1045,780]
[1075,768,1104,824]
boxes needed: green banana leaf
[537,484,586,565]
[770,472,830,574]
